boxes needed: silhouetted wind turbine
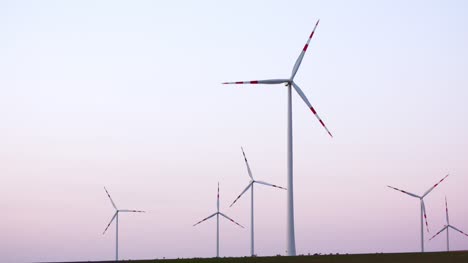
[193,183,244,258]
[103,187,145,261]
[387,174,449,252]
[230,147,286,256]
[223,19,332,256]
[430,196,468,251]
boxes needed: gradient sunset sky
[1,0,468,262]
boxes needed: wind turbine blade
[291,82,333,137]
[422,201,430,233]
[103,212,118,234]
[193,212,218,227]
[449,225,468,237]
[119,209,145,213]
[219,212,244,228]
[429,225,448,241]
[422,174,449,198]
[445,196,450,225]
[450,225,468,237]
[255,180,286,190]
[217,182,220,212]
[386,185,420,198]
[222,79,289,85]
[104,187,117,209]
[241,147,254,180]
[290,20,320,80]
[229,182,253,207]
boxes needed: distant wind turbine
[103,187,145,261]
[193,183,244,258]
[387,174,449,252]
[223,19,332,256]
[230,147,286,256]
[429,196,468,251]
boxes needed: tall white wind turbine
[223,19,332,256]
[230,147,286,256]
[103,187,145,261]
[387,174,449,252]
[429,196,468,251]
[193,183,244,258]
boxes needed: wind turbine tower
[430,196,468,251]
[103,187,145,261]
[223,19,332,256]
[230,147,286,256]
[193,183,244,257]
[387,174,449,252]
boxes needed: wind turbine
[223,19,332,256]
[230,147,286,256]
[193,183,244,258]
[103,187,145,261]
[429,196,468,251]
[387,174,449,252]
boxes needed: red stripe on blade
[303,44,309,51]
[250,81,259,84]
[310,107,317,114]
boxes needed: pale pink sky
[1,0,468,262]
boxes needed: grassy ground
[61,251,468,263]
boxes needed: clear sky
[1,0,468,262]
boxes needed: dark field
[62,251,468,263]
